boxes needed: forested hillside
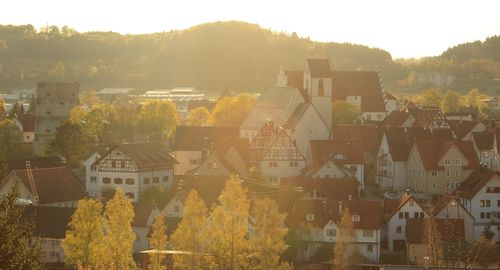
[0,21,404,92]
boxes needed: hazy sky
[1,0,499,58]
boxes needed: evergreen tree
[62,198,105,269]
[0,184,42,270]
[103,189,136,270]
[149,213,168,270]
[170,190,209,270]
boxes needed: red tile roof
[11,167,86,204]
[456,167,498,199]
[331,71,386,113]
[310,140,365,165]
[330,124,381,152]
[383,111,412,127]
[280,177,359,200]
[24,206,75,239]
[472,131,494,151]
[132,202,156,227]
[383,192,430,221]
[19,114,35,132]
[307,59,331,78]
[174,126,241,152]
[384,128,432,161]
[287,199,383,230]
[414,139,478,171]
[96,143,178,170]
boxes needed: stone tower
[304,59,332,128]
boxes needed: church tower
[304,59,332,128]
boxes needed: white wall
[386,199,429,251]
[175,150,202,175]
[259,160,305,183]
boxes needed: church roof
[307,59,331,77]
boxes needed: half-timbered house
[92,143,177,202]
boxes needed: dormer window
[306,213,315,221]
[352,215,360,222]
[333,153,347,160]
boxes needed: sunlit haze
[1,0,499,58]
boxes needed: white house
[288,199,383,263]
[471,130,499,170]
[457,167,500,242]
[92,143,177,202]
[383,192,430,251]
[84,152,101,197]
[132,202,159,252]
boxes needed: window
[419,212,425,218]
[121,161,125,168]
[396,225,402,233]
[363,230,373,237]
[174,205,180,212]
[327,229,336,237]
[269,161,277,167]
[432,182,437,190]
[153,177,159,183]
[367,244,373,253]
[334,153,347,160]
[318,79,324,96]
[125,178,134,185]
[111,161,116,168]
[162,176,169,183]
[60,101,65,105]
[431,171,437,177]
[114,178,123,184]
[446,170,451,177]
[306,213,315,221]
[413,212,419,218]
[480,212,491,219]
[445,159,451,166]
[398,212,404,219]
[455,159,461,165]
[486,187,500,193]
[352,215,360,222]
[46,110,51,115]
[213,162,217,169]
[144,178,150,184]
[290,161,298,167]
[90,176,97,183]
[404,212,409,219]
[91,165,97,171]
[498,200,500,207]
[125,192,135,199]
[480,200,491,207]
[455,170,460,177]
[102,177,111,184]
[189,159,200,165]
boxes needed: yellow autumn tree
[207,176,250,269]
[333,207,356,270]
[185,107,211,126]
[62,198,105,269]
[103,189,136,270]
[248,197,289,270]
[170,190,210,269]
[149,213,168,270]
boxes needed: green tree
[170,190,210,270]
[50,121,91,164]
[333,207,356,270]
[80,89,102,107]
[248,198,288,270]
[149,213,168,270]
[103,189,136,270]
[185,107,211,126]
[207,176,250,269]
[441,91,462,113]
[417,89,442,107]
[0,119,23,160]
[332,100,363,125]
[0,184,42,270]
[70,104,115,145]
[139,100,177,141]
[111,96,140,143]
[139,186,170,209]
[62,199,105,269]
[8,102,24,118]
[210,94,255,126]
[466,88,481,108]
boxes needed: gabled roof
[261,129,305,161]
[284,70,307,99]
[414,139,479,171]
[249,121,278,163]
[302,159,355,179]
[330,124,381,152]
[310,140,364,165]
[307,59,331,78]
[287,199,383,230]
[472,131,494,151]
[174,126,240,152]
[23,206,75,239]
[406,218,465,244]
[383,111,412,127]
[385,93,398,101]
[280,177,359,200]
[457,167,499,199]
[283,102,311,129]
[132,202,157,227]
[448,120,484,139]
[10,167,85,204]
[98,143,178,170]
[331,71,386,113]
[185,151,239,176]
[1,156,63,172]
[383,128,432,161]
[431,196,474,220]
[383,192,429,221]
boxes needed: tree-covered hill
[0,21,403,92]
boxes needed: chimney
[338,201,343,213]
[322,200,327,213]
[405,189,411,196]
